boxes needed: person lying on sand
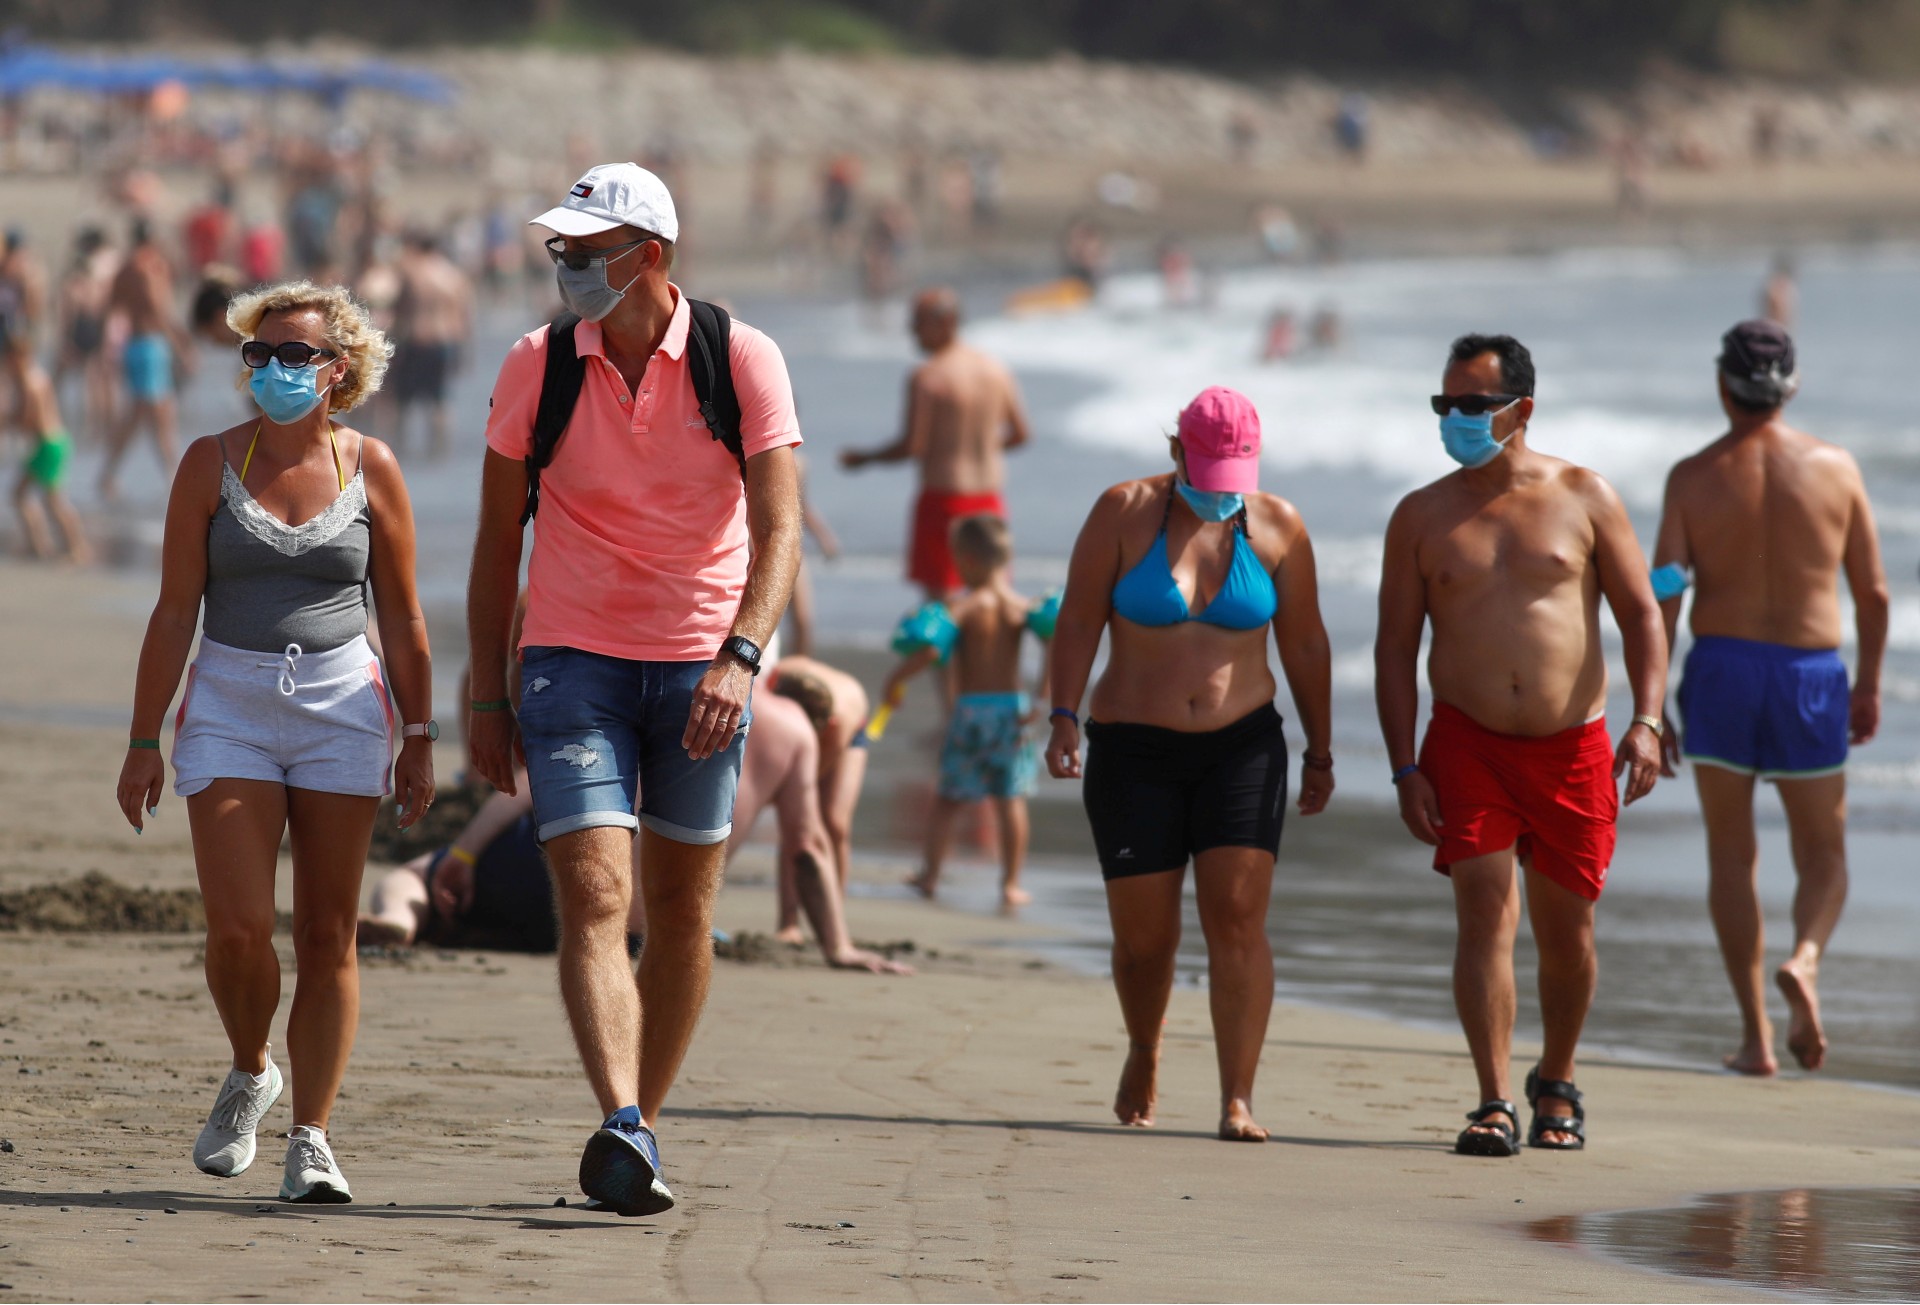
[361,758,907,976]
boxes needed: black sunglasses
[543,234,654,272]
[241,340,338,369]
[1430,393,1522,417]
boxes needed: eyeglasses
[543,234,653,272]
[240,340,338,369]
[1430,393,1522,417]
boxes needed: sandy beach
[3,554,1918,1304]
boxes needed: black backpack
[519,298,743,525]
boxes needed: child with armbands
[876,514,1059,913]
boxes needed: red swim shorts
[1417,702,1618,901]
[908,488,1006,595]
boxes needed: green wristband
[469,698,512,713]
[129,738,160,750]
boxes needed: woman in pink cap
[1045,385,1334,1141]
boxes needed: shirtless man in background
[389,232,474,460]
[1376,333,1666,1156]
[99,220,191,501]
[1653,319,1887,1076]
[841,286,1031,599]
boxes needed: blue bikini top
[1110,486,1277,631]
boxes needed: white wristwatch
[401,720,440,742]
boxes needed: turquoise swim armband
[891,601,960,663]
[1025,590,1063,641]
[1649,563,1692,602]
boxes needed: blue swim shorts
[938,691,1038,802]
[516,646,750,845]
[123,332,174,402]
[1678,635,1849,779]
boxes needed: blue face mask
[1438,402,1517,469]
[1175,479,1244,522]
[249,357,333,426]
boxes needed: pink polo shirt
[484,287,802,661]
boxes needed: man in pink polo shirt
[466,163,802,1217]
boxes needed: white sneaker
[280,1126,352,1204]
[192,1055,284,1177]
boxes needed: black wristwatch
[719,635,763,676]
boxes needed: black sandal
[1524,1066,1587,1151]
[1454,1099,1520,1157]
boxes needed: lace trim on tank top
[220,463,367,558]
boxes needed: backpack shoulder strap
[520,312,585,525]
[685,298,744,478]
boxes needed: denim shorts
[516,646,750,846]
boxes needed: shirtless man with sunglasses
[1375,332,1667,1157]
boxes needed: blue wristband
[1050,707,1079,726]
[1391,764,1420,785]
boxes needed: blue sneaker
[579,1106,675,1216]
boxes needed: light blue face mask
[1175,479,1244,522]
[249,357,333,426]
[1438,400,1518,469]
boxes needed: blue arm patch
[1649,563,1691,602]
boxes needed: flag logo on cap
[570,183,594,199]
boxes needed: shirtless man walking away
[99,220,192,501]
[388,232,474,460]
[1653,320,1887,1076]
[840,287,1031,600]
[1376,333,1667,1156]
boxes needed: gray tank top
[202,456,372,654]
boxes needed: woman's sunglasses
[241,340,339,369]
[1429,393,1522,417]
[543,234,654,272]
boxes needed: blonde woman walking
[115,280,434,1203]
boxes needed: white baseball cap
[530,162,679,242]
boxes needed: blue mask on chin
[1175,479,1245,522]
[1438,403,1517,469]
[249,358,333,426]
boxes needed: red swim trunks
[1418,702,1618,901]
[908,488,1006,595]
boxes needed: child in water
[4,321,91,564]
[881,514,1056,912]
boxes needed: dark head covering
[1718,319,1798,408]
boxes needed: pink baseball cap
[1177,386,1261,493]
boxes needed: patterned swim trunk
[938,692,1038,802]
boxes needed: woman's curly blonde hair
[226,280,392,415]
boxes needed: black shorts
[391,340,454,405]
[1081,704,1288,880]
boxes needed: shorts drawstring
[276,643,304,696]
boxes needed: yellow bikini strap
[238,422,344,491]
[240,422,261,481]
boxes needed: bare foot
[829,946,915,976]
[773,925,806,948]
[1218,1097,1268,1142]
[1777,958,1827,1070]
[904,872,937,900]
[999,886,1032,914]
[1114,1042,1158,1127]
[1723,1039,1779,1077]
[355,915,412,948]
